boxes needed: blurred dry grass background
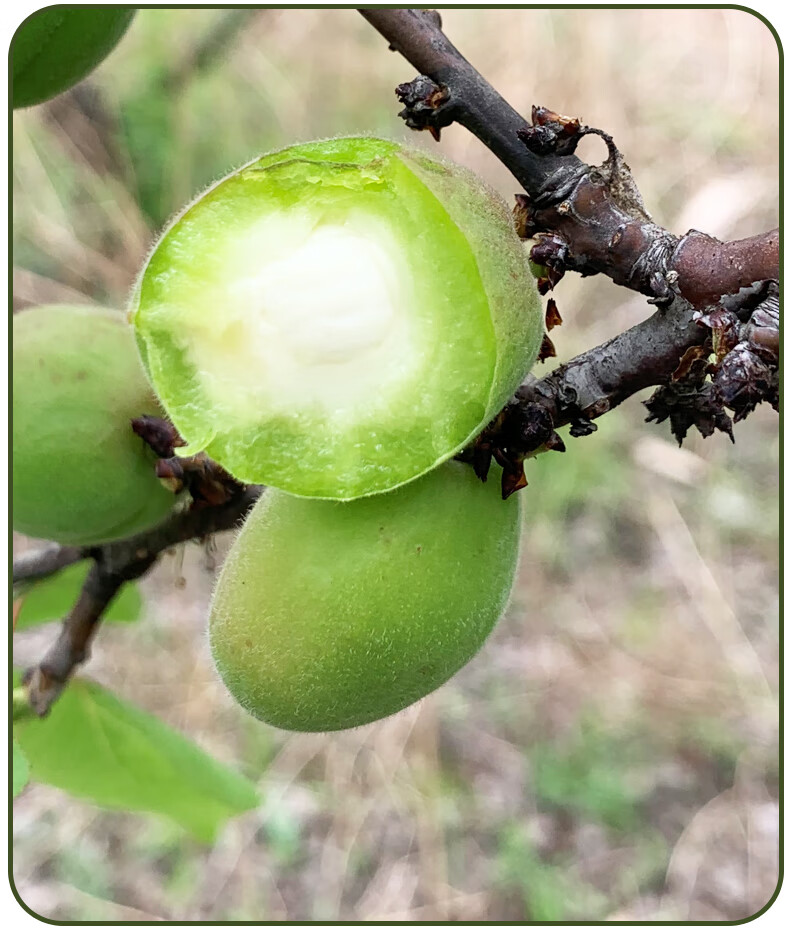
[11,7,779,922]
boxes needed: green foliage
[12,8,135,108]
[15,563,142,631]
[530,721,648,831]
[13,737,29,797]
[262,805,302,866]
[14,677,259,842]
[495,826,606,921]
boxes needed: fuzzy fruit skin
[133,137,543,500]
[209,461,521,732]
[12,8,134,109]
[13,305,175,545]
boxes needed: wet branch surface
[14,8,778,717]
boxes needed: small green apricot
[13,305,176,545]
[12,8,135,109]
[209,462,522,732]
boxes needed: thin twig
[12,543,86,585]
[17,485,263,717]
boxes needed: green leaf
[15,563,142,631]
[14,679,260,841]
[12,8,136,109]
[13,738,30,797]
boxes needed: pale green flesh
[209,462,522,732]
[133,138,538,500]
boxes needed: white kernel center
[186,213,421,419]
[247,224,399,366]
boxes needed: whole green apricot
[13,305,176,545]
[209,462,521,732]
[132,136,543,500]
[12,8,135,109]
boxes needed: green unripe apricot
[133,136,543,500]
[209,462,521,732]
[12,8,135,109]
[13,305,176,545]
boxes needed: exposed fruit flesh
[133,138,543,499]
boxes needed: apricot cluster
[16,138,542,731]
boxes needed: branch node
[131,414,185,458]
[711,281,779,420]
[644,353,735,445]
[517,106,583,157]
[395,75,453,139]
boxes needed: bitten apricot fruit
[133,137,543,499]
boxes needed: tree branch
[13,543,86,585]
[515,297,706,431]
[361,8,779,497]
[359,8,572,193]
[17,484,263,717]
[360,8,778,305]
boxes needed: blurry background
[12,7,779,922]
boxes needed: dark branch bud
[459,399,565,498]
[715,344,778,421]
[530,233,568,278]
[131,414,185,458]
[712,281,780,420]
[395,75,453,139]
[133,415,245,509]
[518,106,584,157]
[693,306,741,363]
[644,351,733,445]
[568,414,598,438]
[644,378,734,445]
